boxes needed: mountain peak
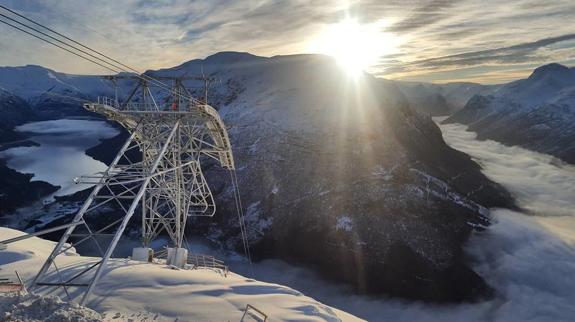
[528,63,573,80]
[203,51,265,64]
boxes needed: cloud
[0,0,574,83]
[379,33,575,80]
[439,122,575,218]
[387,0,459,33]
[423,33,575,68]
[220,122,575,322]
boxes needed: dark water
[0,118,119,198]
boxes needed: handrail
[241,304,268,322]
[92,96,234,169]
[96,96,213,112]
[153,249,228,275]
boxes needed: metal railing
[96,96,211,112]
[154,248,228,276]
[187,253,228,275]
[241,304,268,322]
[0,271,27,294]
[97,96,157,111]
[97,96,119,108]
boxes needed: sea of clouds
[9,117,574,321]
[221,121,575,321]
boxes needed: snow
[271,185,279,194]
[0,227,362,321]
[1,293,103,322]
[0,65,119,100]
[335,216,353,232]
[245,201,274,236]
[446,63,575,136]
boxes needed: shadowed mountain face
[394,81,496,116]
[0,90,58,215]
[0,53,514,302]
[444,63,575,164]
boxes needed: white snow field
[0,227,362,322]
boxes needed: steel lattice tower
[31,76,235,305]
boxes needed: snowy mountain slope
[0,227,361,321]
[139,53,512,301]
[0,54,489,118]
[444,63,575,163]
[0,52,515,302]
[0,89,59,216]
[0,65,111,100]
[0,65,137,118]
[395,81,497,116]
[0,88,38,140]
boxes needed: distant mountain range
[0,52,519,302]
[396,81,497,116]
[444,63,575,164]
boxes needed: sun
[309,19,397,77]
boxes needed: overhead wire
[0,12,127,73]
[0,4,254,271]
[0,17,122,74]
[0,5,198,103]
[229,169,254,276]
[0,5,146,76]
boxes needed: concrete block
[166,247,188,268]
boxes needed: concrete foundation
[166,247,188,268]
[132,247,153,262]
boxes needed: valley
[0,54,573,321]
[1,1,574,320]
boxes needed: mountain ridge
[0,52,515,302]
[444,62,575,164]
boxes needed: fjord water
[0,118,118,197]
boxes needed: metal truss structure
[31,76,235,305]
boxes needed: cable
[1,3,246,270]
[0,5,144,77]
[0,13,125,73]
[229,169,254,277]
[0,5,200,103]
[0,18,122,74]
[34,90,92,103]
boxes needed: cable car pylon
[30,75,236,305]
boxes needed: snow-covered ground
[0,227,361,321]
[1,292,103,321]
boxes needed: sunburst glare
[308,19,398,78]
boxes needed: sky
[0,0,575,84]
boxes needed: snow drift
[0,227,361,321]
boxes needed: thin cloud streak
[375,33,575,80]
[0,0,573,83]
